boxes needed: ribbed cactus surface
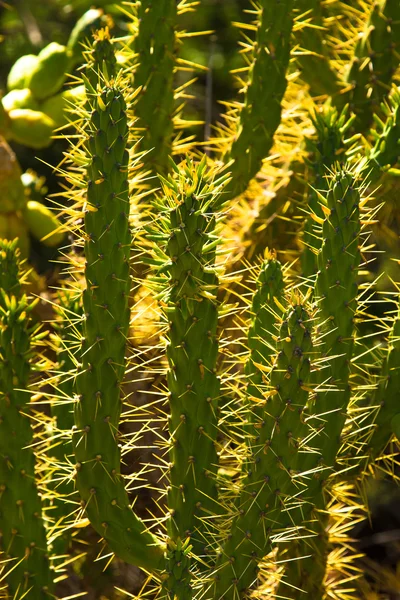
[72,83,164,570]
[224,0,294,199]
[0,240,53,599]
[149,158,229,561]
[215,301,314,599]
[1,2,400,599]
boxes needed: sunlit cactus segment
[334,0,400,132]
[72,82,164,571]
[85,28,117,92]
[294,0,339,97]
[132,0,177,174]
[276,169,362,600]
[215,302,314,600]
[0,239,53,599]
[48,289,82,556]
[67,8,107,65]
[301,106,354,279]
[368,298,400,458]
[246,253,285,408]
[149,157,229,557]
[314,169,360,469]
[365,88,400,183]
[224,0,294,200]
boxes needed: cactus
[8,109,55,149]
[246,254,285,403]
[301,107,355,279]
[148,157,229,557]
[214,285,314,597]
[364,87,400,183]
[29,43,71,101]
[7,55,40,91]
[276,168,362,599]
[46,289,82,557]
[23,200,64,247]
[368,298,400,459]
[128,0,177,176]
[2,89,40,113]
[0,239,53,598]
[293,0,339,97]
[1,2,400,599]
[67,8,108,65]
[72,74,164,569]
[333,0,400,132]
[220,0,294,200]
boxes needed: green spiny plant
[46,289,82,557]
[1,1,400,599]
[0,240,53,598]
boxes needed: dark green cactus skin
[368,300,400,458]
[334,0,400,132]
[0,239,53,599]
[314,170,360,468]
[72,85,164,571]
[224,0,294,200]
[68,8,108,66]
[53,290,81,452]
[162,538,193,600]
[132,0,177,175]
[276,171,361,599]
[245,256,285,413]
[150,158,228,558]
[48,290,82,557]
[365,89,400,183]
[294,0,339,97]
[277,524,328,599]
[301,107,354,279]
[85,31,117,93]
[215,303,313,600]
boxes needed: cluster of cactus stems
[1,1,400,599]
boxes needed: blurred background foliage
[0,0,248,195]
[0,0,251,274]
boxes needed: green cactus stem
[0,239,53,599]
[294,0,339,97]
[72,82,164,571]
[215,302,314,600]
[276,169,361,599]
[368,297,400,459]
[67,8,108,66]
[7,55,39,91]
[29,43,70,101]
[162,537,193,600]
[364,88,400,184]
[222,0,294,200]
[131,0,177,175]
[47,289,82,557]
[85,28,117,92]
[334,0,400,132]
[148,157,229,560]
[314,170,360,468]
[245,253,285,415]
[301,106,355,279]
